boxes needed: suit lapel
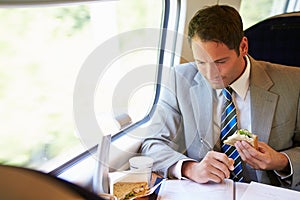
[190,73,215,152]
[250,86,278,143]
[250,57,278,143]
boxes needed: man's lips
[209,77,223,83]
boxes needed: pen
[200,137,213,151]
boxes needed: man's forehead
[191,38,232,61]
[191,38,225,49]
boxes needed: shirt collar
[216,55,250,99]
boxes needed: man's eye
[196,61,205,65]
[215,61,226,65]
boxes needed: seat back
[244,12,300,67]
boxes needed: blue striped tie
[220,87,244,182]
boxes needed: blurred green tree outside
[0,5,91,168]
[0,0,161,171]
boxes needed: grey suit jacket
[141,56,300,190]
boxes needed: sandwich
[223,129,258,149]
[113,182,149,200]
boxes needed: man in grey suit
[141,5,300,190]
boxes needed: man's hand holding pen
[181,151,234,184]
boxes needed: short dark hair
[188,5,244,55]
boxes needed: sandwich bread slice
[223,129,258,149]
[113,182,148,200]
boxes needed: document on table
[235,182,249,200]
[157,179,234,200]
[239,181,300,200]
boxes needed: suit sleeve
[282,91,300,190]
[140,67,188,178]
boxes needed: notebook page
[235,182,249,200]
[157,179,234,200]
[240,181,300,200]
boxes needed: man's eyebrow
[195,57,229,63]
[195,59,204,62]
[214,57,229,62]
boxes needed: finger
[200,158,228,182]
[238,141,261,158]
[213,152,235,170]
[257,142,267,153]
[239,141,254,159]
[235,141,245,160]
[235,141,254,162]
[228,158,234,170]
[236,141,264,168]
[208,174,223,183]
[206,152,232,178]
[208,169,227,182]
[206,157,231,179]
[203,170,223,183]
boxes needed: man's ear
[240,36,248,56]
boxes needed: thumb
[228,158,234,171]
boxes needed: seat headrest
[244,12,300,67]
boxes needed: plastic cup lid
[129,156,154,168]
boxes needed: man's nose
[207,63,220,79]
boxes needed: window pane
[0,0,162,171]
[240,0,299,30]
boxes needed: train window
[240,0,300,29]
[0,0,162,171]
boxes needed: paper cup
[129,156,154,185]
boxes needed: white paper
[157,179,234,200]
[240,181,300,200]
[235,182,249,200]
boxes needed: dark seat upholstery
[244,12,300,67]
